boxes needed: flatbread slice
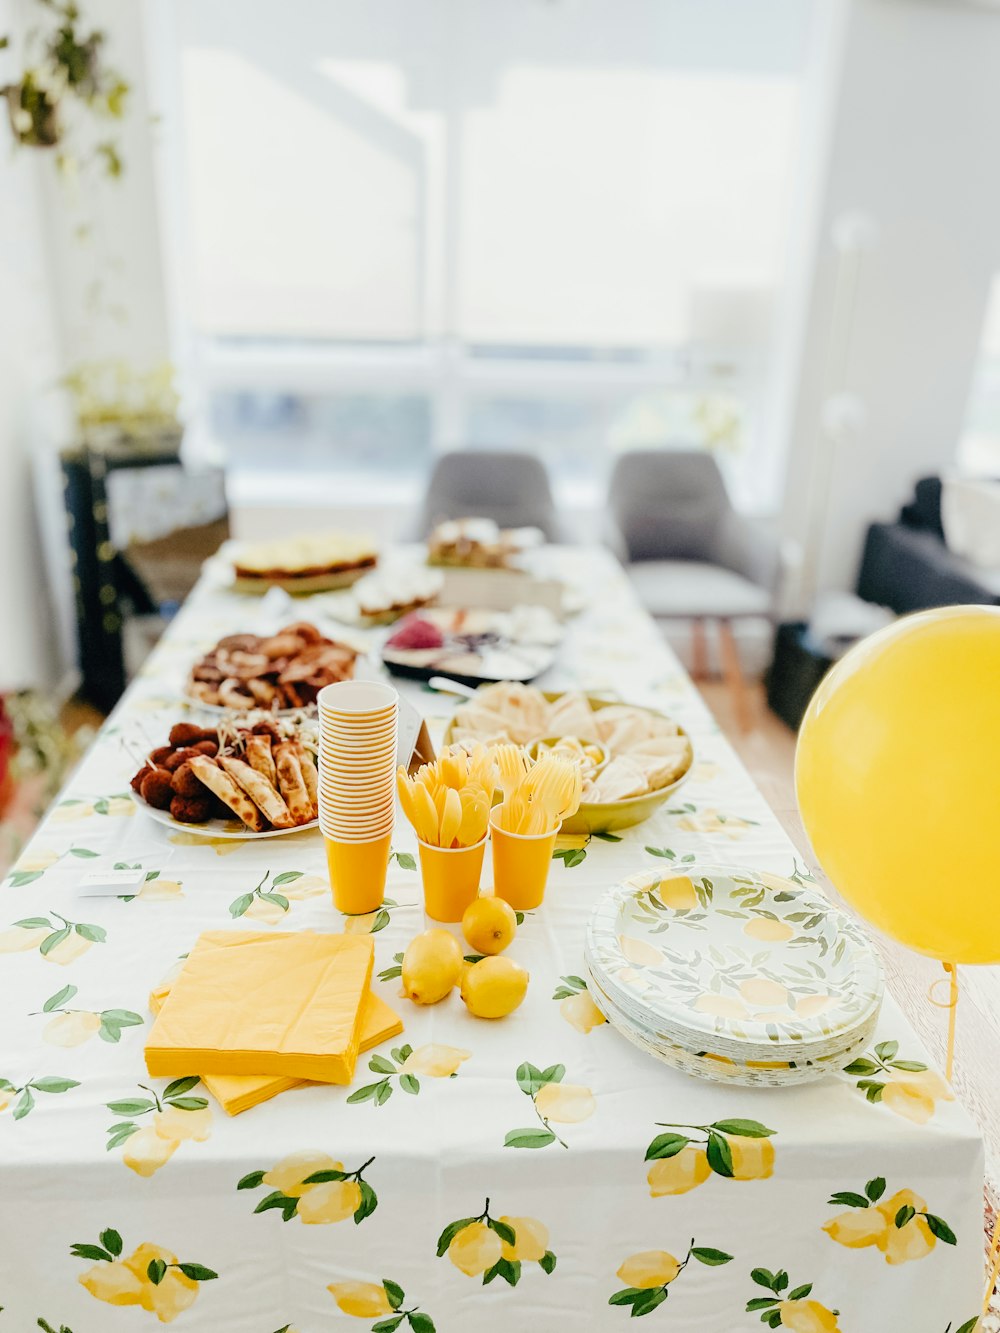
[273,743,313,825]
[219,756,294,829]
[188,756,267,832]
[244,734,278,787]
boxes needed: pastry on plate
[232,533,378,594]
[186,622,358,712]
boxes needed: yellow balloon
[796,605,1000,965]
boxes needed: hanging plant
[0,0,129,175]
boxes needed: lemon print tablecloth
[0,546,983,1332]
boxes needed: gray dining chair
[413,450,561,540]
[608,449,782,729]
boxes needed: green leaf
[766,1313,783,1330]
[254,1190,296,1216]
[539,1250,557,1274]
[176,1263,218,1281]
[706,1130,733,1178]
[875,1039,899,1061]
[515,1062,545,1095]
[488,1218,517,1247]
[593,830,622,841]
[8,871,42,887]
[107,1098,155,1116]
[407,1314,435,1333]
[955,1320,980,1333]
[751,1268,776,1289]
[71,1243,113,1262]
[644,1132,690,1161]
[786,1284,812,1301]
[631,1288,668,1317]
[924,1213,957,1245]
[375,1081,393,1106]
[163,1076,200,1098]
[609,1287,646,1307]
[773,1271,789,1292]
[393,851,416,871]
[302,1169,348,1184]
[102,1010,143,1028]
[369,1055,397,1075]
[39,927,70,957]
[168,1096,209,1111]
[392,1046,412,1063]
[894,1205,916,1229]
[371,1319,403,1333]
[237,1170,266,1190]
[494,1257,521,1287]
[539,1063,565,1085]
[828,1191,870,1209]
[13,918,52,930]
[690,1247,732,1266]
[370,908,391,933]
[69,848,98,858]
[354,1179,378,1223]
[147,1259,167,1285]
[43,985,77,1012]
[400,1073,420,1095]
[271,871,303,886]
[259,892,289,910]
[645,846,675,859]
[888,1060,928,1072]
[383,1279,405,1310]
[74,923,106,943]
[106,1122,140,1149]
[99,1228,122,1256]
[436,1218,476,1256]
[553,847,587,868]
[33,1076,79,1093]
[229,893,254,918]
[347,1082,382,1104]
[865,1176,886,1202]
[710,1119,774,1138]
[746,1299,779,1312]
[504,1128,556,1149]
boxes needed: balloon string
[926,962,958,1083]
[983,1209,1000,1318]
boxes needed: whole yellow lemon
[647,1144,711,1197]
[328,1281,392,1317]
[778,1300,841,1332]
[498,1215,548,1262]
[448,1221,502,1276]
[534,1082,595,1123]
[44,1010,102,1047]
[460,956,529,1019]
[462,896,517,955]
[616,1250,681,1289]
[401,929,464,1004]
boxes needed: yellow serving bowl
[443,691,693,835]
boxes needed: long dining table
[0,544,984,1332]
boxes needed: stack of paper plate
[584,864,883,1088]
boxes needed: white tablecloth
[0,547,983,1332]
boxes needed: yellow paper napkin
[148,977,403,1116]
[145,930,374,1084]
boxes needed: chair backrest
[608,449,731,562]
[414,449,560,539]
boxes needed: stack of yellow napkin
[145,931,401,1112]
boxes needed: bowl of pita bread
[444,682,692,833]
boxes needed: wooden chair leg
[690,618,708,680]
[718,618,752,732]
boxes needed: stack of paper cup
[317,680,398,914]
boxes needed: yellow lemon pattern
[73,1228,217,1324]
[823,1176,957,1265]
[505,1061,595,1150]
[437,1199,557,1286]
[3,912,107,964]
[0,1073,78,1121]
[106,1078,212,1175]
[843,1038,954,1123]
[328,1275,434,1325]
[644,1118,776,1191]
[36,983,143,1046]
[552,975,607,1032]
[239,1152,378,1225]
[611,1240,732,1316]
[348,1042,471,1107]
[745,1264,841,1331]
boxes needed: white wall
[777,0,1000,609]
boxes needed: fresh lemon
[534,1082,595,1123]
[460,955,529,1019]
[560,990,606,1033]
[727,1134,775,1181]
[616,1250,681,1289]
[401,929,464,1004]
[616,934,662,967]
[743,917,794,943]
[44,933,92,966]
[448,1221,502,1276]
[153,1105,212,1143]
[778,1299,841,1333]
[647,1144,711,1197]
[739,978,788,1006]
[263,1151,342,1197]
[400,1044,471,1078]
[0,925,48,952]
[297,1179,361,1225]
[137,879,185,902]
[498,1215,548,1262]
[822,1208,888,1249]
[656,876,698,910]
[122,1125,180,1177]
[43,1010,101,1046]
[462,896,517,955]
[328,1281,392,1316]
[78,1258,144,1307]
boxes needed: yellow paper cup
[324,832,392,915]
[418,837,487,923]
[489,807,558,911]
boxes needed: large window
[157,0,817,507]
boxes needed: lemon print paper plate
[585,864,883,1083]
